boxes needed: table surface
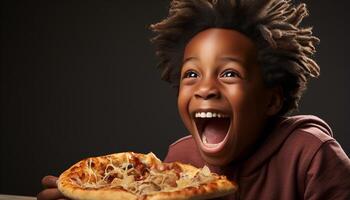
[0,194,36,200]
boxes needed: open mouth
[193,111,231,149]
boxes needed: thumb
[41,175,58,188]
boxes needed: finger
[37,188,65,200]
[41,175,58,188]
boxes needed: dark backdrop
[1,0,349,196]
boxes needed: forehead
[183,28,257,64]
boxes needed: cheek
[226,84,266,112]
[224,85,267,133]
[224,85,246,110]
[177,87,188,113]
[177,87,192,128]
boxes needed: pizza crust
[144,179,235,200]
[57,183,137,200]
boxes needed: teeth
[194,112,229,118]
[206,112,212,118]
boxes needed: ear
[266,86,284,116]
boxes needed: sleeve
[304,139,350,200]
[163,136,193,163]
[162,136,205,168]
[163,146,177,163]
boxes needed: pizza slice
[57,152,237,200]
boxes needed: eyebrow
[182,57,198,64]
[220,56,243,64]
[182,56,243,65]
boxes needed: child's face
[178,28,278,166]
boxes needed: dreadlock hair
[150,0,320,116]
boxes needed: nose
[194,78,220,100]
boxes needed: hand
[37,175,68,200]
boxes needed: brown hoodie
[164,115,350,200]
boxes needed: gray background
[1,0,349,196]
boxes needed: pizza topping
[138,182,161,194]
[58,152,238,200]
[67,152,219,195]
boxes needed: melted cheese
[71,153,216,195]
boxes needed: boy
[38,0,350,199]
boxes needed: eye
[182,70,199,79]
[221,70,240,78]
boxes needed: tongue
[202,118,230,144]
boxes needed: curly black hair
[150,0,320,116]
